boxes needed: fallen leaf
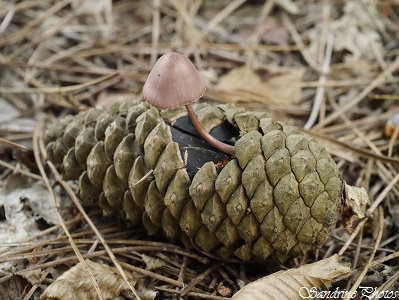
[40,259,157,300]
[231,254,351,300]
[141,254,166,271]
[214,66,304,105]
[265,68,305,104]
[0,275,31,300]
[343,182,370,219]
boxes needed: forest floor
[1,1,399,299]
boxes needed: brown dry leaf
[40,259,157,300]
[0,275,31,300]
[231,254,351,300]
[214,66,304,105]
[141,254,166,271]
[343,181,370,219]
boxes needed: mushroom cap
[143,52,206,110]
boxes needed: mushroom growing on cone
[143,52,235,156]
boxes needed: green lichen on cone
[45,101,343,262]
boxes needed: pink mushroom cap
[143,52,206,110]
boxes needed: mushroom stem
[185,104,235,156]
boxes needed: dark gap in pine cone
[172,114,239,145]
[168,115,239,178]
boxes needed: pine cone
[45,101,343,262]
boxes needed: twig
[0,73,118,94]
[304,32,333,130]
[155,286,229,300]
[200,0,248,38]
[180,263,221,297]
[104,0,113,39]
[0,8,15,34]
[0,159,42,181]
[0,138,27,149]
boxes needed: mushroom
[143,52,235,156]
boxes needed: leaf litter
[1,0,399,299]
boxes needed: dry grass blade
[150,0,161,65]
[180,263,221,297]
[310,131,399,165]
[0,159,42,181]
[0,137,27,149]
[0,0,71,47]
[201,0,248,37]
[304,32,333,130]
